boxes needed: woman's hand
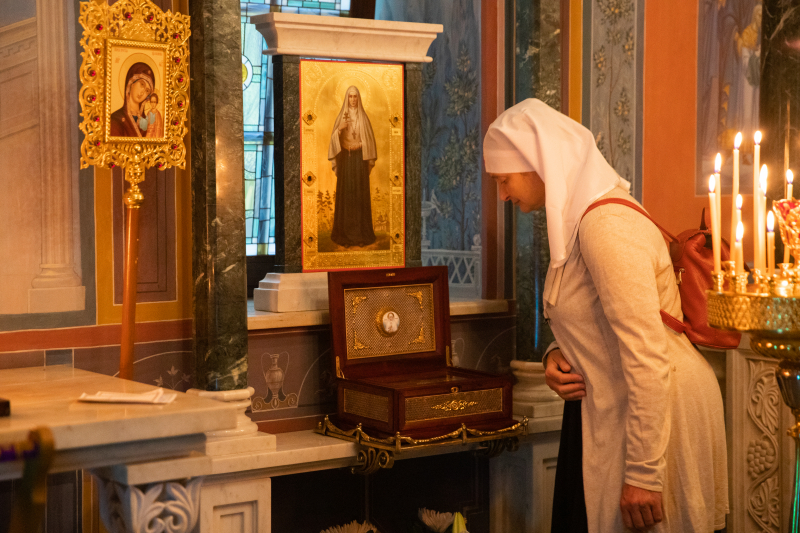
[544,349,586,400]
[620,483,663,531]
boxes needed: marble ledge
[247,298,510,330]
[86,414,561,485]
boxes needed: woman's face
[491,171,545,213]
[348,90,359,108]
[129,79,151,106]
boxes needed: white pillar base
[186,386,276,456]
[510,360,564,418]
[28,285,85,313]
[253,272,329,312]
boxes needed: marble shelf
[100,414,562,487]
[0,366,238,481]
[247,298,510,330]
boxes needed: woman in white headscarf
[484,99,728,533]
[328,86,378,247]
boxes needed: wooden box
[328,266,515,438]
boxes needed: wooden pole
[119,149,145,380]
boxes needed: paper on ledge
[78,389,177,404]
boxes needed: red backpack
[583,199,741,350]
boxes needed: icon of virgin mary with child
[109,62,164,139]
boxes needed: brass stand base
[315,416,528,475]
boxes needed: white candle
[731,132,742,249]
[767,211,776,274]
[754,131,762,270]
[760,164,768,271]
[736,221,745,274]
[786,170,794,264]
[715,153,722,243]
[709,175,721,273]
[735,194,743,272]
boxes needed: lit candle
[736,221,744,274]
[731,132,742,249]
[709,175,721,273]
[754,131,762,270]
[786,170,794,264]
[760,164,768,271]
[767,211,776,274]
[715,153,722,243]
[735,194,743,272]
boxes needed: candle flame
[715,153,722,173]
[737,194,743,209]
[760,165,768,193]
[734,132,742,149]
[709,174,716,193]
[755,130,762,145]
[788,169,794,184]
[768,210,775,232]
[737,221,744,242]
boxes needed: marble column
[190,0,249,391]
[273,55,302,274]
[29,0,85,313]
[405,63,422,268]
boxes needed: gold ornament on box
[77,0,190,381]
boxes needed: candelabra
[707,199,800,530]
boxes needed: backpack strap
[581,198,686,336]
[581,198,679,243]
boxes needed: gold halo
[334,75,371,110]
[118,53,160,100]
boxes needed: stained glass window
[241,1,350,257]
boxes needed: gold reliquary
[327,266,516,438]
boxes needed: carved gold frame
[78,0,190,172]
[300,59,405,271]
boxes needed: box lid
[327,266,451,380]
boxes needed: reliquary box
[328,266,515,438]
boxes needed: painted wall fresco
[696,0,763,194]
[376,0,483,257]
[588,0,643,198]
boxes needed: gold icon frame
[300,59,406,271]
[78,0,190,171]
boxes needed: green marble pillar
[405,62,423,268]
[189,0,249,391]
[273,55,303,274]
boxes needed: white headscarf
[328,86,378,162]
[484,99,630,268]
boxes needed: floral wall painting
[377,0,483,298]
[697,0,763,194]
[300,59,406,272]
[588,0,643,199]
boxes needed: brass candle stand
[707,200,800,529]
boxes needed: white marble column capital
[95,475,203,533]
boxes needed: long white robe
[544,186,729,532]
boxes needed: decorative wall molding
[0,18,36,70]
[95,476,203,533]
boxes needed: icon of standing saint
[327,86,378,247]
